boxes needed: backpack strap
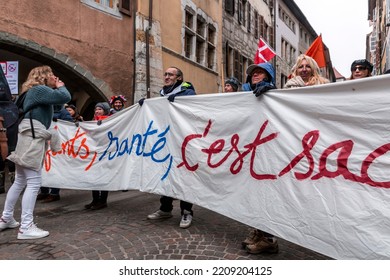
[29,112,35,139]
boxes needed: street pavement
[0,185,331,260]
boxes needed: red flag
[254,38,276,64]
[305,35,326,68]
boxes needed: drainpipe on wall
[145,0,153,99]
[132,1,137,105]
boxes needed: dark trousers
[40,187,60,196]
[92,190,108,203]
[0,120,17,173]
[159,195,193,215]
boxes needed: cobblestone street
[0,188,331,260]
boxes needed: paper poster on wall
[0,61,19,94]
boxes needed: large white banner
[43,75,390,260]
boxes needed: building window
[119,0,131,16]
[281,37,296,65]
[185,11,194,29]
[196,39,205,64]
[196,16,206,64]
[225,0,235,16]
[278,5,296,33]
[197,17,206,38]
[247,2,251,32]
[254,11,259,38]
[81,0,121,17]
[185,33,193,59]
[208,24,216,45]
[207,46,215,69]
[183,7,217,70]
[95,0,115,8]
[260,15,269,40]
[225,44,250,83]
[238,0,246,26]
[234,50,242,80]
[185,10,195,59]
[207,24,216,70]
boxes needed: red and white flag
[254,38,276,64]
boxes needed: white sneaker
[180,210,193,229]
[17,223,49,240]
[147,210,173,220]
[0,217,20,231]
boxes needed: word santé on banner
[45,117,389,188]
[45,120,173,180]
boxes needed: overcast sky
[294,0,371,77]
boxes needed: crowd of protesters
[0,56,379,255]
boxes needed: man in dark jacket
[147,66,196,229]
[0,67,18,194]
[159,66,195,100]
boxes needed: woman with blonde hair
[285,54,329,88]
[0,65,71,239]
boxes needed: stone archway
[0,32,114,120]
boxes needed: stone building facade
[135,0,222,100]
[0,0,337,120]
[0,0,134,120]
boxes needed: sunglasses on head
[353,66,367,71]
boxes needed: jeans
[1,164,41,229]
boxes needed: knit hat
[109,95,127,106]
[95,102,110,115]
[350,59,373,73]
[65,104,76,111]
[225,77,240,91]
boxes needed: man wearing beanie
[84,101,111,210]
[94,102,110,120]
[224,77,240,92]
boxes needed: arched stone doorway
[0,33,114,120]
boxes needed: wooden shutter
[119,0,131,16]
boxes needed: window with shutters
[254,11,259,38]
[238,0,246,26]
[119,0,131,16]
[247,3,251,32]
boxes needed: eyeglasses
[164,72,177,77]
[353,66,367,72]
